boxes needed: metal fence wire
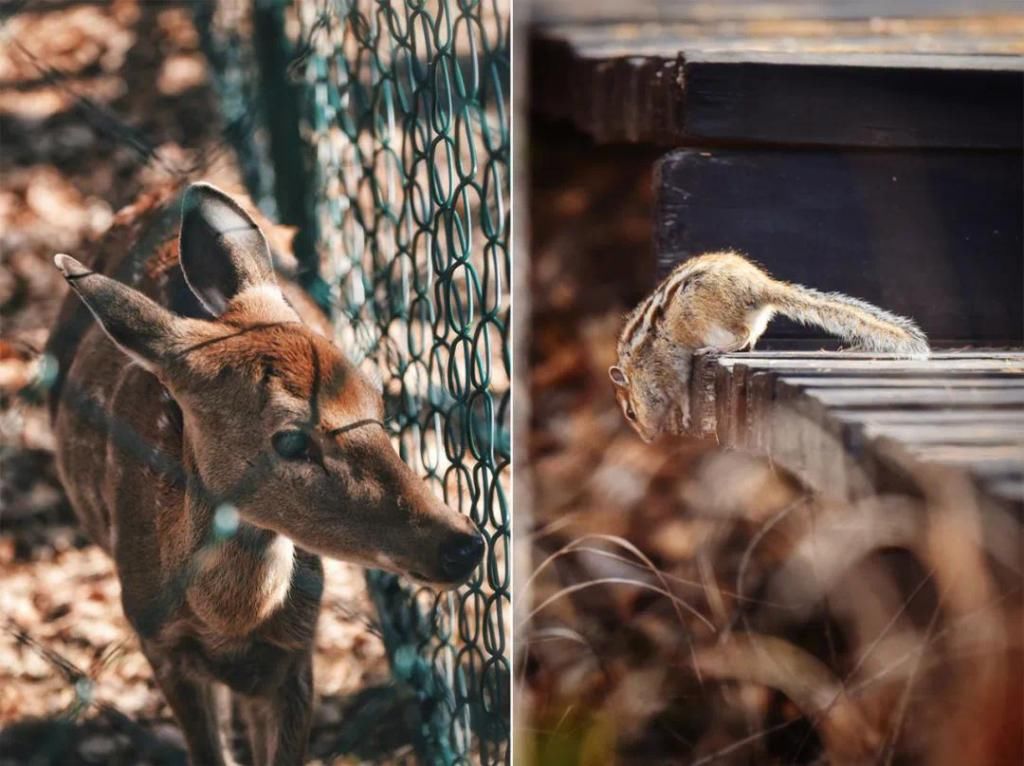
[210,0,513,762]
[0,0,508,761]
[0,0,507,761]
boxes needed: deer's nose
[439,532,484,582]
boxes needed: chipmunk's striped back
[618,258,711,360]
[611,251,930,443]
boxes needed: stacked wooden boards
[529,1,1024,347]
[530,10,1024,147]
[530,2,1024,503]
[689,351,1024,507]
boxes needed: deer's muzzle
[438,532,485,584]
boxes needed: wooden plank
[546,22,1024,59]
[833,409,1024,425]
[794,383,1023,495]
[655,150,1023,345]
[531,1,1024,24]
[717,359,749,448]
[801,387,1024,408]
[732,350,1024,361]
[750,338,1021,352]
[531,13,1024,147]
[777,376,1024,388]
[746,371,777,453]
[681,51,1024,149]
[781,385,1023,503]
[712,361,734,443]
[693,354,1023,508]
[904,444,1023,475]
[724,359,1024,373]
[690,354,1024,443]
[734,351,1024,359]
[530,34,682,144]
[690,353,720,437]
[768,374,878,500]
[860,422,1024,446]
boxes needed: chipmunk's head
[608,360,674,443]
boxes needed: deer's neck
[178,437,296,637]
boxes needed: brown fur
[48,183,482,765]
[610,251,929,442]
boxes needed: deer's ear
[55,254,187,372]
[608,366,629,387]
[178,182,276,316]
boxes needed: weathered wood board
[654,149,1023,346]
[530,0,1024,24]
[530,13,1024,147]
[691,352,1024,507]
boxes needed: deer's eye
[272,430,314,461]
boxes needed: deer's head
[54,183,484,588]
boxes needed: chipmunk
[609,251,929,442]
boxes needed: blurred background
[516,1,1023,764]
[1,1,509,764]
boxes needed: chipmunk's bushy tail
[770,282,930,357]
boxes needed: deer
[45,181,485,765]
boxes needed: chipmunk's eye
[625,405,637,421]
[272,430,314,461]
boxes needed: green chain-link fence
[203,1,511,762]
